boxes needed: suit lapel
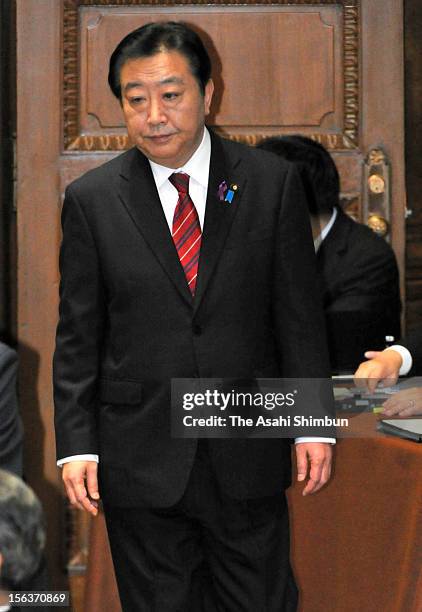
[117,135,247,310]
[193,132,246,313]
[118,148,193,305]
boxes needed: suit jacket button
[193,325,202,336]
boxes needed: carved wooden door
[16,0,405,589]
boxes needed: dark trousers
[104,442,298,611]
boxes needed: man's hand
[62,461,100,516]
[382,387,422,417]
[354,349,403,393]
[295,442,332,496]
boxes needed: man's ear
[204,79,214,116]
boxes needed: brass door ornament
[367,214,389,237]
[363,148,390,239]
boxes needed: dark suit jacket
[317,209,401,373]
[0,342,23,476]
[400,329,422,376]
[53,132,332,508]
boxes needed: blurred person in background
[0,342,48,607]
[0,469,46,611]
[256,135,401,374]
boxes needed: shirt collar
[148,128,211,190]
[314,207,338,252]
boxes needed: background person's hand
[382,387,422,417]
[295,442,332,496]
[354,349,403,393]
[62,461,100,516]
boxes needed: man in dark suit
[257,136,401,373]
[54,22,334,611]
[0,342,23,476]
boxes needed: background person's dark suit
[256,135,401,374]
[318,208,401,372]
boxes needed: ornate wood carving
[63,0,359,152]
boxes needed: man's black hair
[256,135,340,215]
[108,21,212,100]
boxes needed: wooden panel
[333,152,363,194]
[64,0,359,151]
[60,154,116,195]
[62,0,364,222]
[81,7,340,129]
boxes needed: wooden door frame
[361,1,406,300]
[16,0,65,589]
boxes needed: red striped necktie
[169,172,202,296]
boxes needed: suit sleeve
[272,164,335,436]
[53,186,105,459]
[273,164,332,378]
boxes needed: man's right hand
[354,349,403,393]
[62,461,100,516]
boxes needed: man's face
[120,50,214,168]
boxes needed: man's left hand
[295,442,332,496]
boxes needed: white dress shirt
[58,128,335,466]
[386,345,412,375]
[149,127,210,231]
[313,207,338,253]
